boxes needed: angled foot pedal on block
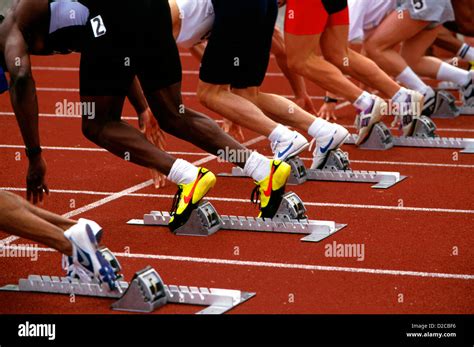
[430,90,460,119]
[344,122,394,150]
[128,192,346,243]
[0,263,255,314]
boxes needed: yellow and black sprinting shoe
[168,168,216,232]
[251,160,291,219]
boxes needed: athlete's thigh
[400,25,441,62]
[368,10,429,49]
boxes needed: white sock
[268,124,294,143]
[308,118,333,138]
[353,91,374,111]
[424,86,436,99]
[167,159,199,185]
[391,87,410,103]
[243,152,271,182]
[396,66,430,94]
[437,62,471,86]
[458,43,474,62]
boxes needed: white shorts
[175,0,215,48]
[397,0,454,25]
[348,0,396,42]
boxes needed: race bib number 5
[90,15,107,38]
[411,0,425,12]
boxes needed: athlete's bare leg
[285,32,363,103]
[320,25,401,99]
[0,191,73,255]
[232,87,314,132]
[82,83,250,172]
[197,82,278,136]
[365,10,430,76]
[401,26,443,78]
[434,27,464,54]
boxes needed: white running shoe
[271,131,309,161]
[461,71,474,106]
[311,123,349,169]
[355,96,387,146]
[421,87,436,117]
[391,90,424,136]
[63,222,117,290]
[78,218,103,242]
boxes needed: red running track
[0,53,473,314]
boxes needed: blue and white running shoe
[62,222,117,290]
[271,131,309,161]
[311,123,349,169]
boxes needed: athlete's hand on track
[139,108,167,189]
[27,156,49,205]
[317,102,338,121]
[221,119,245,142]
[295,93,317,115]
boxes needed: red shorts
[285,0,349,35]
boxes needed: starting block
[429,90,460,119]
[436,83,474,115]
[0,251,254,314]
[128,192,347,243]
[218,149,406,189]
[345,119,474,154]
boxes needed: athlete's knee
[232,87,258,103]
[81,119,104,144]
[197,82,226,108]
[287,55,308,75]
[196,83,214,107]
[364,38,384,60]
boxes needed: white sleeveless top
[175,0,215,48]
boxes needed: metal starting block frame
[128,192,346,243]
[218,150,406,189]
[437,83,474,115]
[0,264,255,315]
[345,120,474,154]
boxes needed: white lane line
[0,136,266,245]
[1,187,472,214]
[2,110,472,134]
[34,67,286,77]
[0,111,225,124]
[0,244,472,280]
[3,144,473,169]
[349,159,474,169]
[0,144,211,157]
[33,87,324,101]
[0,111,138,120]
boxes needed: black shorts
[79,0,182,96]
[199,0,278,89]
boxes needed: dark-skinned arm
[5,23,49,204]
